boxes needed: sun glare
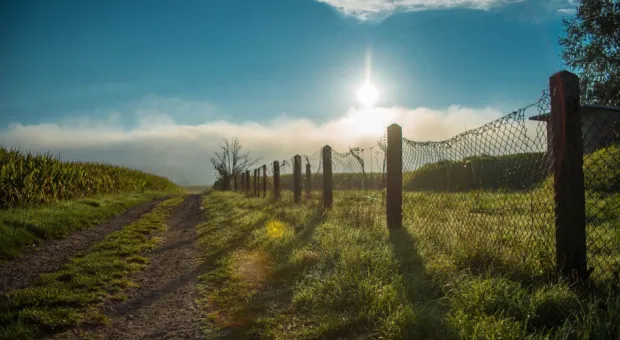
[357,82,379,107]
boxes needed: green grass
[183,185,212,194]
[0,146,182,209]
[196,191,620,340]
[0,191,176,261]
[0,195,186,340]
[583,143,620,194]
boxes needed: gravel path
[0,197,168,294]
[56,194,206,340]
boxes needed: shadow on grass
[222,208,327,339]
[108,213,271,319]
[388,226,453,340]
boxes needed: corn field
[0,147,181,209]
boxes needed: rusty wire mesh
[581,104,620,282]
[401,91,557,279]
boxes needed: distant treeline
[403,153,550,192]
[276,153,551,192]
[0,147,181,209]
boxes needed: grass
[183,185,212,194]
[0,191,176,261]
[197,190,620,339]
[0,195,186,340]
[0,146,182,209]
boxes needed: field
[197,190,620,339]
[0,147,181,209]
[0,147,183,261]
[0,144,618,339]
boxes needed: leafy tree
[210,137,258,190]
[559,0,620,106]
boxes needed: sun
[357,82,379,107]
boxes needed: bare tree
[210,137,258,190]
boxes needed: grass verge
[0,191,175,261]
[197,191,620,339]
[0,195,186,340]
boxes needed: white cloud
[556,8,576,14]
[315,0,522,20]
[0,101,505,185]
[548,0,576,15]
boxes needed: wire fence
[582,104,620,283]
[227,71,619,286]
[401,91,557,280]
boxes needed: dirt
[0,197,168,294]
[55,194,206,340]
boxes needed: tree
[210,137,258,190]
[559,0,620,106]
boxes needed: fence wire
[277,156,296,202]
[401,91,557,278]
[234,90,618,285]
[581,104,620,282]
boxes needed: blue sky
[0,0,575,184]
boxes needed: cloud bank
[0,102,504,185]
[315,0,522,20]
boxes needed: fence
[228,70,619,284]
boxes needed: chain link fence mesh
[581,104,620,282]
[401,92,557,279]
[237,90,618,285]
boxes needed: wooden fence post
[263,165,267,198]
[252,169,258,197]
[305,163,312,198]
[273,161,280,200]
[233,174,238,191]
[322,145,333,209]
[550,70,588,280]
[294,155,302,203]
[241,172,245,192]
[246,170,250,195]
[387,124,402,229]
[256,168,260,197]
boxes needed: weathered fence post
[241,172,245,192]
[293,155,302,204]
[387,124,402,229]
[233,174,238,191]
[273,161,280,200]
[245,170,250,195]
[253,169,257,197]
[263,165,267,198]
[305,163,312,198]
[256,168,260,197]
[550,70,588,280]
[322,145,333,209]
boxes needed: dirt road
[54,194,206,340]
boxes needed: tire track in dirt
[57,194,205,340]
[0,197,169,294]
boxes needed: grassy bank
[197,191,619,339]
[0,195,186,340]
[0,147,182,209]
[0,191,175,261]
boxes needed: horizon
[0,0,576,185]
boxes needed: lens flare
[266,220,285,239]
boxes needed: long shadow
[387,226,452,339]
[108,214,271,318]
[148,211,255,256]
[222,208,327,339]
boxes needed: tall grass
[0,147,181,209]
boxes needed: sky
[0,0,576,184]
